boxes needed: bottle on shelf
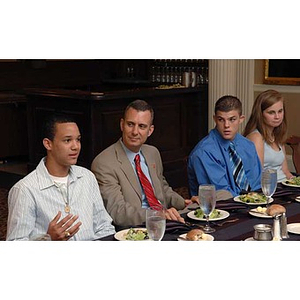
[149,59,208,86]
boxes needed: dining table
[98,182,300,242]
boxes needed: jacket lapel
[115,140,142,199]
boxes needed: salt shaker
[272,214,282,241]
[280,212,289,239]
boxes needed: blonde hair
[243,89,287,145]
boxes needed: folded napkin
[273,189,297,197]
[215,199,247,210]
[273,184,300,197]
[165,220,195,234]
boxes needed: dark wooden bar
[24,85,208,189]
[0,93,28,160]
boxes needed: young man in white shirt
[7,114,115,241]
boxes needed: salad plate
[234,194,274,206]
[114,228,149,241]
[177,233,214,241]
[187,209,229,222]
[282,181,300,188]
[249,208,272,218]
[287,223,300,235]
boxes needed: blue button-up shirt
[187,128,262,197]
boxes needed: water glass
[261,168,277,206]
[146,206,166,241]
[198,184,216,233]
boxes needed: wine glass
[146,206,166,241]
[261,168,277,207]
[198,184,216,233]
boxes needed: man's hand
[184,196,199,206]
[47,211,82,241]
[164,207,185,223]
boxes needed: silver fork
[184,221,204,229]
[212,218,239,227]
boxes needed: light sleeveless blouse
[263,142,286,182]
[252,130,286,182]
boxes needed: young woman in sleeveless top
[243,89,293,182]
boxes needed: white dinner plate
[187,209,229,221]
[295,196,300,203]
[114,228,149,241]
[234,196,274,206]
[178,233,214,241]
[248,208,272,218]
[287,223,300,235]
[282,181,300,188]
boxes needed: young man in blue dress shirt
[187,95,262,197]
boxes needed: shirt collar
[36,157,83,190]
[213,128,240,151]
[120,139,141,164]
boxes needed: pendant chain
[57,183,71,213]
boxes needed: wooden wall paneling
[25,87,208,188]
[0,101,28,158]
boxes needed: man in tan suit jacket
[91,100,194,227]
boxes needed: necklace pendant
[65,205,70,213]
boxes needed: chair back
[286,135,300,174]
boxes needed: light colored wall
[209,59,300,162]
[254,59,265,84]
[253,59,300,157]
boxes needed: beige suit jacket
[91,139,185,227]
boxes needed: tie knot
[134,154,140,164]
[229,142,235,151]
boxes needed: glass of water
[198,184,216,233]
[261,168,277,207]
[146,206,166,241]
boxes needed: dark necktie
[134,154,162,209]
[228,142,250,191]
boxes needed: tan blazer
[91,139,185,227]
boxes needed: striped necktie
[134,154,162,209]
[228,142,250,192]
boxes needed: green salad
[194,208,221,219]
[238,192,267,203]
[286,176,300,186]
[125,228,149,241]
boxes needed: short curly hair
[43,113,76,141]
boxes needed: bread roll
[266,204,286,216]
[186,229,205,241]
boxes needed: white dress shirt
[6,157,115,240]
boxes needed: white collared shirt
[6,157,115,240]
